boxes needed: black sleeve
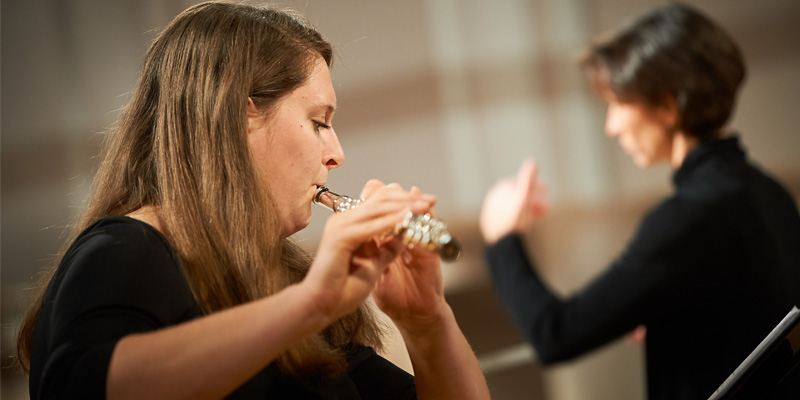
[348,346,417,400]
[485,199,710,364]
[31,218,198,399]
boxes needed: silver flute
[313,186,461,261]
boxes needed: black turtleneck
[486,136,800,399]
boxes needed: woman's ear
[247,97,257,111]
[657,95,680,133]
[246,97,259,134]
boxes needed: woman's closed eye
[313,120,331,132]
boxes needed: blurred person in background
[15,2,490,399]
[480,2,800,399]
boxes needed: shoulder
[640,193,711,237]
[49,217,194,324]
[62,216,178,276]
[673,149,797,223]
[58,217,183,291]
[69,216,173,257]
[630,160,764,259]
[674,137,789,207]
[622,194,717,265]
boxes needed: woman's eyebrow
[312,103,336,118]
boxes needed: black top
[30,217,416,399]
[486,137,800,400]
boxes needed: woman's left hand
[361,182,449,331]
[364,183,492,400]
[356,182,491,400]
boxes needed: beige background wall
[3,1,799,399]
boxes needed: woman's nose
[323,128,345,169]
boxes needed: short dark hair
[580,2,746,140]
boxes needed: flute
[313,186,461,261]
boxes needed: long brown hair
[17,1,383,378]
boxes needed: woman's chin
[630,153,659,169]
[289,216,313,236]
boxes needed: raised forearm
[397,304,490,400]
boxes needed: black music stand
[709,306,800,399]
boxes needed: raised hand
[303,182,435,321]
[480,159,549,244]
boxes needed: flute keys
[394,212,453,255]
[314,186,460,261]
[333,196,365,213]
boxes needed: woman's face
[248,56,344,236]
[604,99,675,168]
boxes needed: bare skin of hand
[480,159,549,244]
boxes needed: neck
[670,129,729,169]
[670,132,700,169]
[127,205,166,236]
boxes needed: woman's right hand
[302,181,435,322]
[480,159,549,244]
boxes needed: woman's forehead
[285,60,336,111]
